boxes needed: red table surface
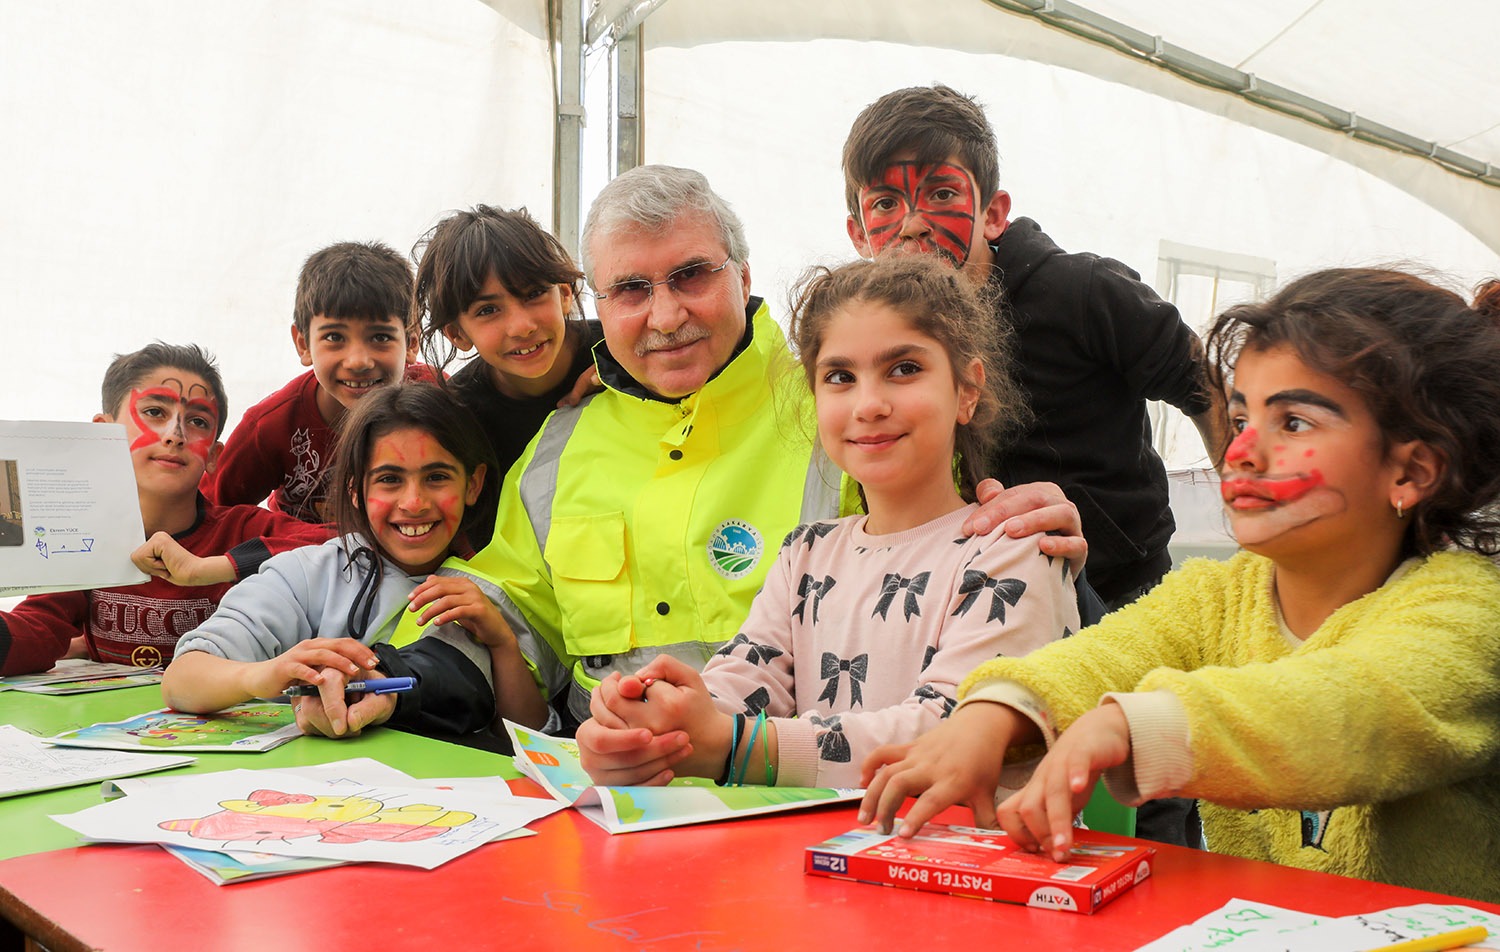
[3,791,1496,952]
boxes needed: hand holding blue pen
[283,677,415,697]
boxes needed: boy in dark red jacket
[0,343,329,675]
[204,241,435,523]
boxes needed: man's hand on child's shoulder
[965,480,1087,574]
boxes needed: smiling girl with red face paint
[861,269,1500,901]
[162,384,550,738]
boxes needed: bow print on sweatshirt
[809,713,852,763]
[952,571,1028,623]
[793,574,836,624]
[872,571,931,621]
[715,632,784,666]
[818,652,868,706]
[782,521,837,552]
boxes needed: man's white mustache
[636,325,709,356]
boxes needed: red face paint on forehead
[858,161,979,267]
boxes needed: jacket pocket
[545,512,632,655]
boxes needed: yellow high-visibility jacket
[392,300,846,724]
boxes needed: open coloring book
[0,660,160,693]
[505,720,859,834]
[46,702,302,752]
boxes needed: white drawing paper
[0,724,193,798]
[1137,897,1500,951]
[52,766,562,869]
[0,420,147,597]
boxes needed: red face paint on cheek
[126,387,180,452]
[860,164,916,257]
[365,497,393,522]
[859,162,978,266]
[182,397,220,462]
[437,495,465,535]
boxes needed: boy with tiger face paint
[849,158,1009,275]
[843,85,1011,285]
[843,85,1226,850]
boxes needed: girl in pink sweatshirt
[576,254,1078,788]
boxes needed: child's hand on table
[289,659,397,739]
[858,701,1029,837]
[997,702,1131,861]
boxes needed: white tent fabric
[638,0,1500,254]
[3,0,553,432]
[5,0,1499,471]
[635,0,1500,470]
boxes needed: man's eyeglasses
[594,258,733,314]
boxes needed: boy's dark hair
[842,84,1001,221]
[787,254,1028,501]
[101,342,229,437]
[1206,267,1500,557]
[412,206,585,373]
[328,382,498,552]
[293,241,416,338]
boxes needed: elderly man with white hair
[363,164,1085,745]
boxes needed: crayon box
[804,823,1155,914]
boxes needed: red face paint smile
[857,161,980,267]
[1220,471,1325,509]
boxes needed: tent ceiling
[1082,0,1500,166]
[624,0,1500,251]
[630,0,1500,174]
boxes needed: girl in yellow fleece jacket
[862,268,1500,902]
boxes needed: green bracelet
[761,714,775,786]
[735,711,762,787]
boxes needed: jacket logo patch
[708,519,763,580]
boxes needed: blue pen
[283,677,415,697]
